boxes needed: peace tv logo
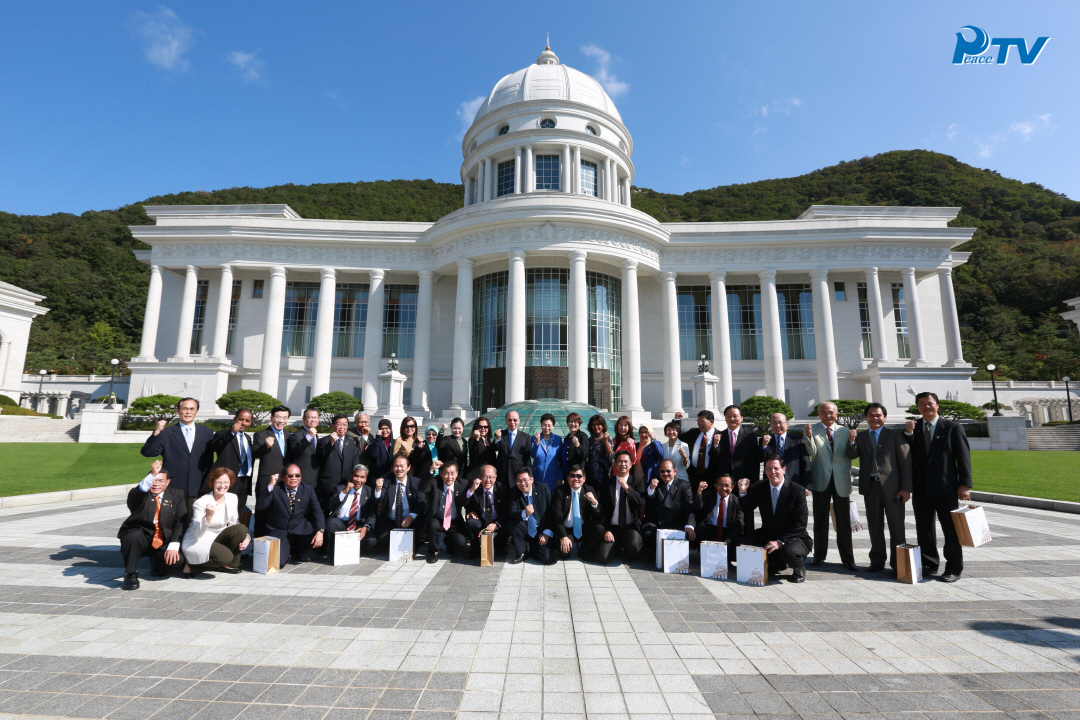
[952,26,1050,65]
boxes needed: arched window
[498,125,509,135]
[539,118,556,129]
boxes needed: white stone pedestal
[690,372,719,417]
[375,368,408,427]
[988,415,1029,451]
[78,405,127,443]
[127,360,237,415]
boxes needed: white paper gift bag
[831,501,863,533]
[252,536,280,575]
[655,529,685,569]
[736,545,768,586]
[951,504,992,547]
[896,543,922,584]
[333,531,362,566]
[700,540,729,580]
[390,528,414,562]
[662,538,690,574]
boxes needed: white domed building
[128,47,975,421]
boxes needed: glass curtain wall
[727,285,762,360]
[282,281,320,356]
[777,284,815,360]
[857,282,873,359]
[383,285,418,359]
[676,286,711,361]
[333,283,368,357]
[225,280,242,355]
[526,269,568,367]
[471,272,508,410]
[891,283,911,359]
[588,272,622,412]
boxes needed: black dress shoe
[867,565,886,573]
[220,567,241,575]
[121,573,140,591]
[938,572,960,583]
[923,565,940,576]
[426,551,439,564]
[791,568,806,583]
[810,557,825,566]
[842,562,859,572]
[509,553,526,564]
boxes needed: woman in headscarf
[413,424,443,489]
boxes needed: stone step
[0,416,81,442]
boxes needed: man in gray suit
[803,402,858,571]
[846,403,911,572]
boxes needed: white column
[483,157,493,202]
[259,266,287,397]
[449,259,474,413]
[938,266,965,366]
[361,269,386,411]
[209,264,233,361]
[310,267,336,398]
[603,158,612,200]
[506,250,527,403]
[476,162,485,205]
[572,146,581,194]
[622,177,631,206]
[562,144,571,192]
[809,268,840,402]
[568,251,589,403]
[524,145,534,193]
[902,267,928,366]
[136,265,163,361]
[464,176,474,207]
[865,267,891,363]
[660,271,684,416]
[621,259,645,413]
[172,265,199,360]
[411,270,434,412]
[709,271,733,407]
[759,270,785,400]
[514,147,522,193]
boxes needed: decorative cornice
[432,222,660,265]
[662,245,950,267]
[152,243,434,265]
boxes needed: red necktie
[697,434,707,473]
[347,492,359,531]
[827,426,834,447]
[715,496,725,541]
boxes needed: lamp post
[107,359,119,409]
[698,354,709,374]
[36,369,47,413]
[987,364,1003,416]
[387,353,398,372]
[1065,376,1074,423]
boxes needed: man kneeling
[505,467,554,565]
[255,463,325,565]
[117,460,187,590]
[325,464,377,559]
[738,454,812,583]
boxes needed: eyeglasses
[568,473,584,478]
[285,473,302,478]
[477,426,489,431]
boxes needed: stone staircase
[1026,425,1080,451]
[0,416,81,442]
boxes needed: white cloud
[581,44,630,98]
[456,95,486,139]
[1009,113,1052,140]
[131,6,194,71]
[973,113,1053,157]
[227,50,263,82]
[754,97,802,118]
[947,123,960,140]
[752,126,768,138]
[680,156,692,167]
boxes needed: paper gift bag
[831,501,863,533]
[389,528,414,562]
[479,532,495,567]
[896,543,922,584]
[662,538,690,574]
[700,540,729,580]
[333,531,362,566]
[736,545,768,586]
[655,529,685,569]
[951,504,992,547]
[252,536,280,575]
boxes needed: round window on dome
[498,125,509,136]
[469,140,477,152]
[586,125,598,136]
[539,117,556,129]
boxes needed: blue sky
[1,2,1076,216]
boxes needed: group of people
[117,391,971,589]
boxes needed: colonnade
[462,143,632,206]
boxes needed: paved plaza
[0,495,1078,720]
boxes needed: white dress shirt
[690,428,716,468]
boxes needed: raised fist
[712,432,722,446]
[803,424,813,437]
[650,478,660,490]
[584,491,597,506]
[155,419,167,433]
[265,436,275,448]
[848,428,858,443]
[204,503,216,520]
[150,459,163,476]
[905,420,916,433]
[571,435,580,447]
[761,434,772,447]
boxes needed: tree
[216,389,281,424]
[308,391,362,427]
[981,401,1013,411]
[906,400,986,422]
[809,399,870,430]
[739,395,793,432]
[128,394,183,423]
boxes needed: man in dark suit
[315,415,362,510]
[711,405,762,486]
[761,412,812,490]
[547,465,606,561]
[595,450,644,563]
[463,464,508,554]
[208,408,254,512]
[252,405,291,537]
[117,460,187,590]
[493,410,531,487]
[692,473,744,569]
[140,397,214,515]
[739,455,812,583]
[905,392,972,583]
[324,463,377,558]
[847,403,912,572]
[504,467,554,565]
[286,408,321,488]
[425,460,470,563]
[373,455,428,550]
[676,409,720,488]
[254,463,325,565]
[346,412,373,460]
[641,459,695,553]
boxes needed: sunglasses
[568,473,584,478]
[285,473,302,478]
[405,424,417,428]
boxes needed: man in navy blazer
[739,455,812,583]
[285,408,321,488]
[504,467,554,565]
[315,415,362,510]
[493,410,532,487]
[140,397,214,515]
[255,463,325,565]
[208,408,255,511]
[760,413,812,490]
[373,455,428,550]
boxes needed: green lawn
[0,444,147,497]
[970,450,1080,503]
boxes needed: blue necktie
[526,494,537,538]
[238,434,250,476]
[777,435,784,455]
[571,491,582,539]
[771,486,779,513]
[275,429,284,456]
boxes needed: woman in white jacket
[182,467,250,576]
[661,420,691,483]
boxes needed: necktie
[716,496,726,541]
[238,434,250,476]
[288,489,296,513]
[924,423,932,449]
[483,491,493,525]
[697,433,707,473]
[151,495,164,549]
[777,435,784,456]
[347,491,360,531]
[616,486,626,527]
[275,429,284,457]
[395,482,405,524]
[526,493,537,537]
[184,425,193,451]
[571,490,582,539]
[730,430,736,456]
[443,488,453,530]
[771,486,779,513]
[826,426,834,447]
[337,438,344,457]
[869,430,879,477]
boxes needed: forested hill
[1,150,1077,380]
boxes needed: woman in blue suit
[530,413,563,493]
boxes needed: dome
[473,46,623,124]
